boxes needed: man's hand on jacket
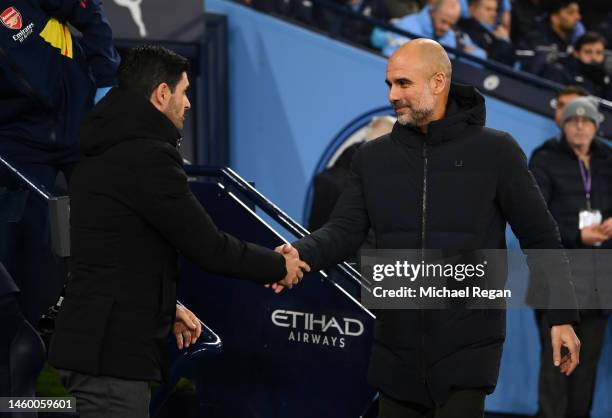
[174,304,202,350]
[550,324,581,376]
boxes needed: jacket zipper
[421,142,430,392]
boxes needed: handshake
[266,244,311,294]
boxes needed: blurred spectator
[322,0,391,46]
[457,0,515,65]
[552,85,589,127]
[542,32,612,100]
[385,0,424,19]
[518,0,585,75]
[529,96,612,418]
[308,116,394,230]
[371,0,486,58]
[511,0,547,45]
[459,0,510,32]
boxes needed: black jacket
[293,84,578,407]
[457,18,516,66]
[48,88,287,382]
[530,136,612,310]
[541,57,612,101]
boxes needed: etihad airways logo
[271,309,364,349]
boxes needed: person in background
[372,0,486,58]
[510,0,547,45]
[529,96,612,418]
[385,0,424,19]
[518,0,584,75]
[542,32,612,101]
[459,0,510,33]
[308,116,395,231]
[552,85,590,128]
[0,0,120,324]
[457,0,515,65]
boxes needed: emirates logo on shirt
[1,7,22,30]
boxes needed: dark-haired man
[48,45,309,418]
[519,0,584,74]
[542,32,612,100]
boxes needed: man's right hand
[580,225,608,246]
[266,244,310,293]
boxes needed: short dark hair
[117,45,190,99]
[556,85,589,100]
[575,32,607,52]
[547,0,578,15]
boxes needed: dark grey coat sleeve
[126,143,287,284]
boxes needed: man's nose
[388,86,399,102]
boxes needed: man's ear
[431,72,446,95]
[149,83,170,111]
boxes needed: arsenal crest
[1,7,23,30]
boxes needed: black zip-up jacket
[48,88,287,382]
[530,136,612,310]
[293,84,578,407]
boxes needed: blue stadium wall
[206,0,611,415]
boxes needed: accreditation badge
[578,209,602,229]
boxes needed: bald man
[284,39,580,417]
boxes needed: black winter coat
[48,88,287,382]
[293,84,578,407]
[530,136,612,310]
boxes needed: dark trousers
[379,390,486,418]
[57,369,151,418]
[536,310,609,418]
[0,140,78,323]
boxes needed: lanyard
[578,159,592,210]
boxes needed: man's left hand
[550,324,580,376]
[174,305,202,350]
